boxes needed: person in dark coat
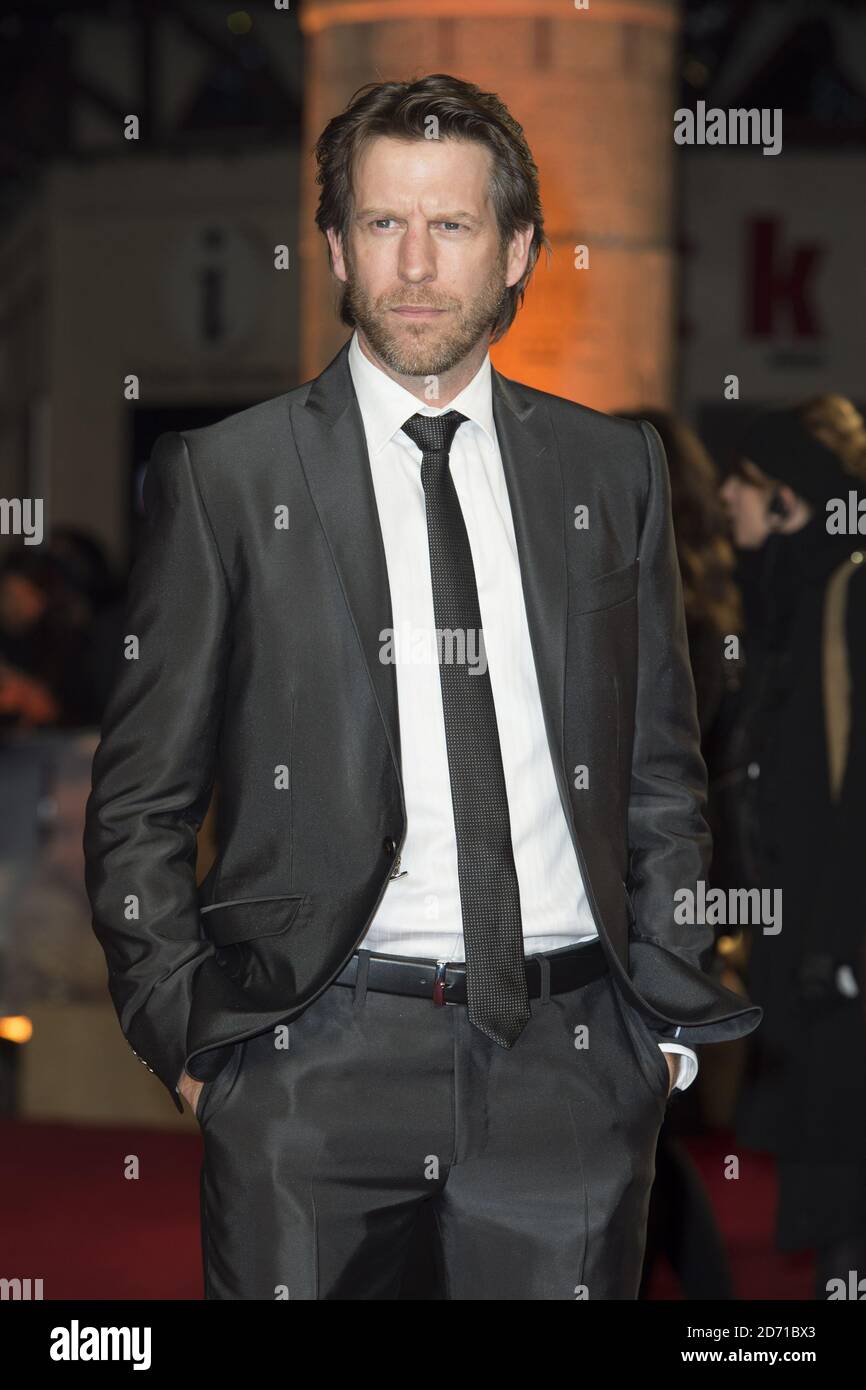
[722,397,866,1297]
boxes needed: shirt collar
[347,329,495,457]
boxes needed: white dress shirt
[348,330,697,1092]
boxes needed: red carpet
[645,1132,814,1300]
[0,1118,813,1300]
[1,1118,204,1300]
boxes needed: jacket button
[383,837,397,856]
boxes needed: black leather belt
[334,938,608,1005]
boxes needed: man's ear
[326,227,349,283]
[504,224,534,289]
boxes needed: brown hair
[796,393,866,481]
[313,73,550,343]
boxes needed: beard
[341,244,510,378]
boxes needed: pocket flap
[199,894,306,946]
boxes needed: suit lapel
[288,341,402,781]
[288,341,573,839]
[491,371,575,848]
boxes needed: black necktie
[401,410,531,1048]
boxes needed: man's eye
[369,220,468,232]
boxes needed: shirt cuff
[657,1042,699,1092]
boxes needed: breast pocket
[199,893,307,983]
[568,560,638,617]
[199,893,307,946]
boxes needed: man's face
[326,135,532,378]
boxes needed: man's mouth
[390,307,447,319]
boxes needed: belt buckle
[432,960,448,1007]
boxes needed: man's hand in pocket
[178,1069,205,1116]
[664,1052,678,1095]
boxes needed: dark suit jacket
[84,339,761,1113]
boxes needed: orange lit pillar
[299,0,679,411]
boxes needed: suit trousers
[197,947,671,1300]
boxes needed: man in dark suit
[84,73,760,1300]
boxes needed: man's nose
[397,225,437,282]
